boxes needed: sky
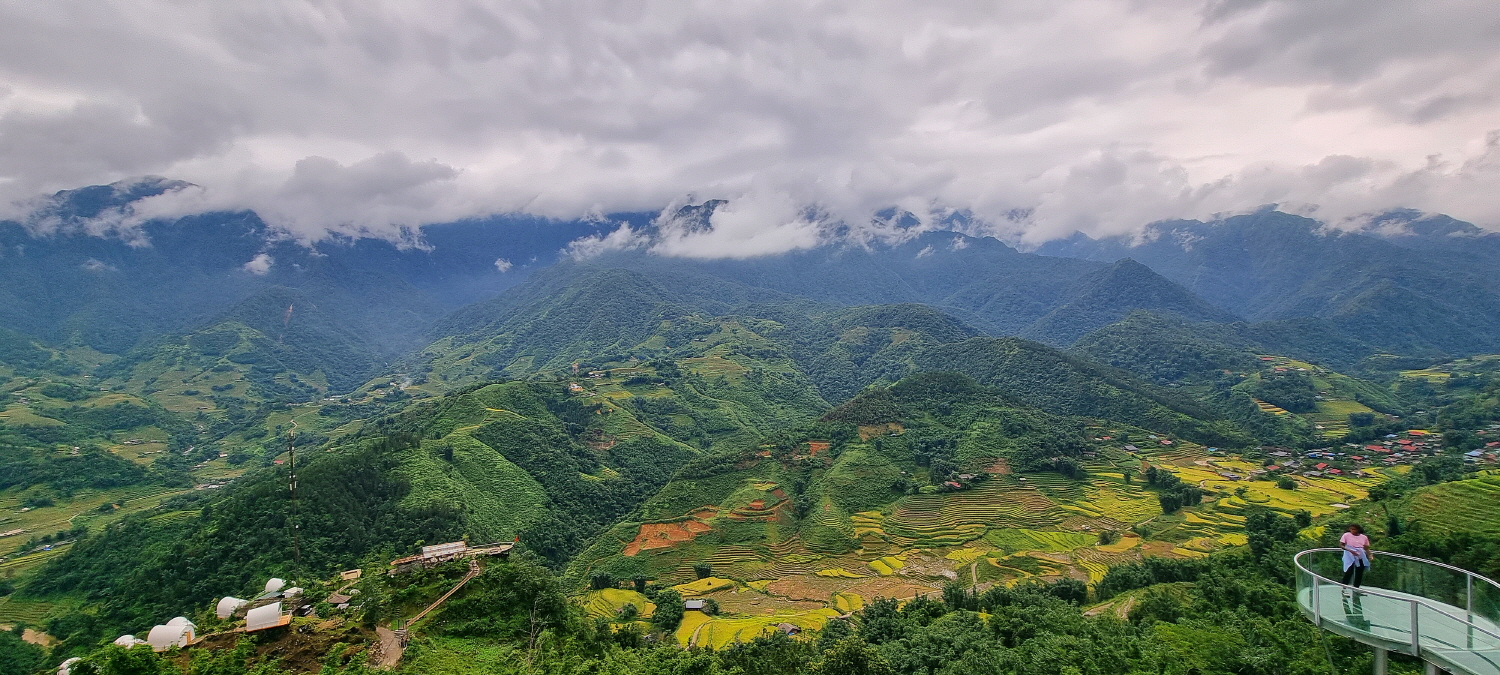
[1,0,1498,256]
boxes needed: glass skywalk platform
[1297,548,1500,675]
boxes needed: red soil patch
[747,500,765,510]
[806,441,831,455]
[986,458,1012,475]
[623,509,717,556]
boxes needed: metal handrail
[1365,549,1500,593]
[1294,548,1500,649]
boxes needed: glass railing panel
[1416,602,1500,653]
[1472,575,1500,628]
[1370,555,1469,609]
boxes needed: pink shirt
[1341,532,1370,550]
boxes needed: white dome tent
[245,602,291,632]
[263,578,286,594]
[216,596,248,619]
[112,634,145,647]
[146,617,195,651]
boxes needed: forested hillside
[14,382,698,636]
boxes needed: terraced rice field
[1408,477,1500,536]
[984,529,1095,554]
[677,608,840,648]
[675,577,737,595]
[1308,399,1374,438]
[0,596,56,626]
[1083,483,1161,522]
[1253,399,1289,416]
[880,481,1062,546]
[580,589,656,619]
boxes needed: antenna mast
[288,432,301,568]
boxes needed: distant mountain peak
[30,176,195,228]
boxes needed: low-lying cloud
[1,0,1497,253]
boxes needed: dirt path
[0,625,55,647]
[371,627,403,669]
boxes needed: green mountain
[1039,210,1500,358]
[1017,259,1237,346]
[574,229,1238,345]
[18,381,699,630]
[913,337,1244,447]
[397,268,1237,447]
[1069,311,1261,386]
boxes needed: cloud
[648,193,830,259]
[493,257,513,272]
[80,258,116,272]
[0,0,1496,252]
[242,253,273,275]
[564,223,649,260]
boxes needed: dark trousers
[1342,562,1366,587]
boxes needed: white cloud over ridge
[0,0,1497,253]
[242,253,274,275]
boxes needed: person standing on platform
[1341,524,1372,587]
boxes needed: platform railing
[1295,548,1500,672]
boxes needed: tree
[812,637,894,675]
[1245,509,1301,559]
[74,644,175,675]
[590,572,614,590]
[1098,529,1120,545]
[1276,477,1297,490]
[1046,578,1088,604]
[650,589,684,632]
[942,582,976,611]
[693,562,713,579]
[1129,585,1186,625]
[0,629,45,675]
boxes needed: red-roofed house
[1315,462,1328,470]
